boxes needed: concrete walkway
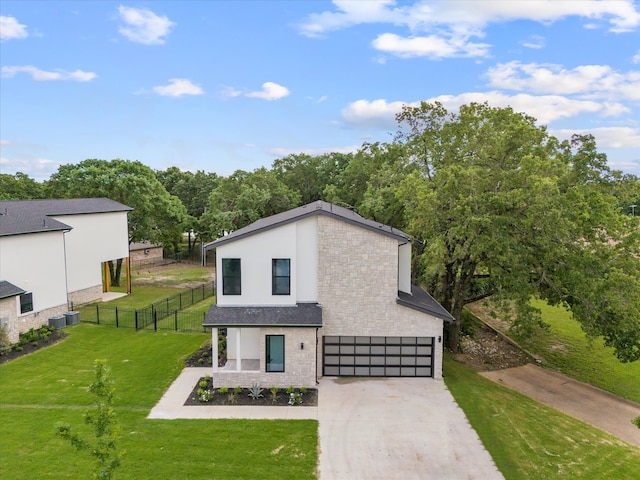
[480,364,640,446]
[147,367,317,420]
[318,377,504,480]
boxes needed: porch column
[211,328,218,373]
[236,328,242,372]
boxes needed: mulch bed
[184,377,318,407]
[0,330,68,364]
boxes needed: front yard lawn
[0,324,318,479]
[444,354,640,480]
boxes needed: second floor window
[272,259,290,295]
[222,258,241,295]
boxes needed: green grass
[0,325,318,479]
[515,300,640,403]
[444,354,640,480]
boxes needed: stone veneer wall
[68,285,103,309]
[316,215,444,379]
[0,297,67,343]
[210,326,318,388]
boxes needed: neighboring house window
[272,259,291,295]
[266,335,285,372]
[222,258,241,295]
[20,293,33,314]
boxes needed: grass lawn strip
[444,354,640,480]
[0,324,318,479]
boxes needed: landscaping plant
[55,359,125,480]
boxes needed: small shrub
[269,386,279,404]
[248,383,263,400]
[198,389,214,403]
[288,392,303,406]
[14,345,23,352]
[31,341,39,347]
[197,358,205,364]
[300,387,307,394]
[0,325,11,355]
[199,379,208,388]
[633,415,640,429]
[218,387,229,395]
[234,386,242,395]
[227,392,237,404]
[286,386,295,395]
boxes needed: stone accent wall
[0,297,67,343]
[210,327,318,388]
[130,246,163,267]
[316,216,444,379]
[68,285,103,309]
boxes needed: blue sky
[1,0,639,181]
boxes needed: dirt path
[480,364,640,446]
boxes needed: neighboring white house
[203,201,453,388]
[0,198,131,343]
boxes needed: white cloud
[269,145,360,157]
[486,62,640,101]
[0,155,60,180]
[550,126,640,149]
[633,50,640,63]
[521,35,545,49]
[219,85,242,99]
[299,0,640,37]
[341,92,621,128]
[118,6,174,45]
[152,78,203,97]
[1,15,28,40]
[246,82,290,101]
[372,32,490,59]
[1,65,97,81]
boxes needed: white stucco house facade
[0,198,131,343]
[203,201,453,388]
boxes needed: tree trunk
[108,259,123,287]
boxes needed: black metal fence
[82,281,214,333]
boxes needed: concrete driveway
[318,377,503,480]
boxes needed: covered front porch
[203,303,323,388]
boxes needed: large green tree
[0,172,45,199]
[201,167,300,241]
[395,102,640,361]
[46,159,188,284]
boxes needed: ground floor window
[19,292,33,314]
[266,335,285,372]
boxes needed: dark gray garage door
[323,336,434,377]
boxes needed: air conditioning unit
[64,311,80,326]
[49,316,66,330]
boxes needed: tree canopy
[394,102,640,361]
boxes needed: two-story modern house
[0,198,131,343]
[203,201,453,388]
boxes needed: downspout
[62,229,71,309]
[315,327,319,385]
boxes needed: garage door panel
[323,336,434,378]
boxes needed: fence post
[175,310,178,331]
[115,307,119,328]
[135,310,138,330]
[192,288,195,304]
[96,304,100,325]
[154,310,157,331]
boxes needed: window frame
[19,292,33,314]
[272,258,291,296]
[221,258,242,295]
[266,335,285,373]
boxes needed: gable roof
[397,285,455,323]
[203,302,323,328]
[205,201,410,249]
[0,281,25,299]
[0,198,132,237]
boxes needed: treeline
[2,102,639,359]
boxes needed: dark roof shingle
[0,281,26,299]
[204,302,323,327]
[205,200,409,249]
[0,198,131,237]
[397,285,454,322]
